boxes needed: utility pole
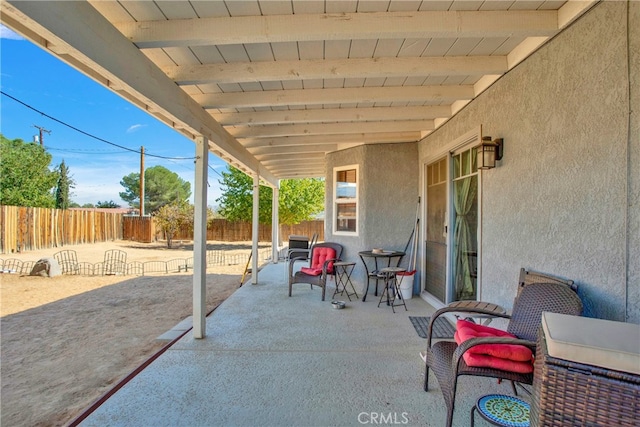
[139,146,145,217]
[33,125,51,146]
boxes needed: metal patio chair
[423,277,582,427]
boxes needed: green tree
[96,200,121,208]
[216,167,324,225]
[153,201,193,248]
[119,165,191,214]
[0,134,57,207]
[278,177,325,225]
[55,160,75,209]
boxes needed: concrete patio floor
[78,262,517,426]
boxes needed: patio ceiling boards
[0,0,596,184]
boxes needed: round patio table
[358,250,405,302]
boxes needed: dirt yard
[0,240,260,426]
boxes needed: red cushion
[454,319,534,373]
[300,267,322,276]
[310,247,336,273]
[463,353,534,374]
[455,319,533,361]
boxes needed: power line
[1,90,197,161]
[208,164,224,178]
[47,146,130,154]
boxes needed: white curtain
[453,174,477,300]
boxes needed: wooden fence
[157,219,324,243]
[1,206,123,254]
[279,221,325,242]
[122,216,156,243]
[1,205,324,254]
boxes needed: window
[334,165,358,235]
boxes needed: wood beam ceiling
[164,56,508,85]
[210,106,452,126]
[193,86,475,109]
[2,0,598,181]
[117,11,559,48]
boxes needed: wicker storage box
[531,313,640,426]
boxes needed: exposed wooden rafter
[1,0,597,182]
[117,11,559,48]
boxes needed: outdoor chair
[288,242,342,301]
[53,250,80,275]
[287,233,318,263]
[284,233,318,279]
[517,266,577,295]
[423,279,583,427]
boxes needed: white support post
[252,173,259,284]
[193,137,208,339]
[272,185,279,264]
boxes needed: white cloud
[68,162,134,206]
[73,182,126,206]
[126,124,146,133]
[0,24,24,40]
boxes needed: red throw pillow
[454,319,534,373]
[455,319,533,362]
[300,267,322,276]
[310,247,336,273]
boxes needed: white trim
[333,164,359,236]
[420,291,445,311]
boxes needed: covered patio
[2,0,637,328]
[2,1,638,425]
[74,261,509,426]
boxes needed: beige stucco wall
[418,1,638,322]
[325,142,419,289]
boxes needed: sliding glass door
[423,145,480,304]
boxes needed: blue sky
[0,24,228,207]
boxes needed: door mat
[409,316,456,339]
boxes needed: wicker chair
[423,279,583,427]
[288,242,342,301]
[517,267,577,295]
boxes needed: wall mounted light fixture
[477,136,504,170]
